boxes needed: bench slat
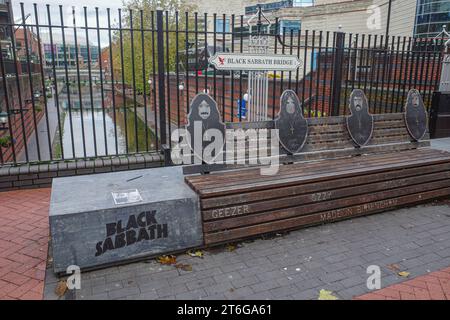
[200,162,450,209]
[204,187,450,245]
[186,148,445,192]
[202,171,450,226]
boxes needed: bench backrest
[181,112,429,175]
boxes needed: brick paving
[42,202,450,300]
[355,266,450,300]
[0,188,50,300]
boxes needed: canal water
[56,85,156,159]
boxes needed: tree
[112,0,197,95]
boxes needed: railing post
[439,54,450,93]
[430,37,450,138]
[156,10,168,157]
[331,30,345,116]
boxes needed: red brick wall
[0,73,45,164]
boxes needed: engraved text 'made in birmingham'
[320,199,398,222]
[95,210,168,256]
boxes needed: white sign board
[111,189,143,205]
[209,53,302,71]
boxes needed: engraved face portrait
[198,100,211,120]
[347,89,373,147]
[412,93,420,107]
[286,97,296,114]
[275,90,308,154]
[353,96,363,111]
[404,89,427,141]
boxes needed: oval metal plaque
[186,93,225,163]
[274,90,308,154]
[404,89,427,141]
[346,89,374,147]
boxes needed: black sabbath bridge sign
[208,52,302,122]
[208,12,302,122]
[209,53,302,71]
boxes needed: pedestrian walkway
[18,94,59,162]
[44,202,450,300]
[355,266,450,300]
[431,137,450,153]
[0,188,50,300]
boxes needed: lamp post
[385,0,392,42]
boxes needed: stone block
[50,166,202,273]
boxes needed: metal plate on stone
[346,89,374,147]
[274,90,308,154]
[404,89,427,141]
[111,189,143,205]
[186,93,225,164]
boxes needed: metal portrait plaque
[346,89,374,147]
[274,90,308,154]
[404,89,427,141]
[186,93,225,163]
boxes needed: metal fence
[0,3,446,166]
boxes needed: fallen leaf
[318,289,338,300]
[54,280,67,297]
[157,255,177,265]
[226,244,236,252]
[387,264,401,272]
[187,250,204,258]
[175,263,193,272]
[398,271,410,277]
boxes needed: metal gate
[0,3,446,166]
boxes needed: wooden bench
[181,90,450,246]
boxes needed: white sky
[13,0,127,47]
[14,1,125,23]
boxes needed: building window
[279,20,301,35]
[415,0,450,38]
[293,0,314,7]
[216,18,230,32]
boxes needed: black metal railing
[0,3,445,166]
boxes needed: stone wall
[0,152,164,192]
